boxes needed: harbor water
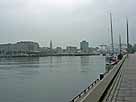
[0,56,105,102]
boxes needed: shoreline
[0,53,100,58]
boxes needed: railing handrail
[101,55,127,102]
[70,55,127,102]
[70,78,99,102]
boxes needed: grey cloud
[0,0,135,47]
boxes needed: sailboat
[105,13,118,71]
[106,13,114,62]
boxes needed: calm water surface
[0,56,105,102]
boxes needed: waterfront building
[80,41,89,53]
[55,47,63,54]
[88,47,99,54]
[0,41,39,56]
[39,47,50,52]
[0,43,15,56]
[16,41,39,52]
[66,46,77,54]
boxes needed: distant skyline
[0,0,136,48]
[0,40,127,50]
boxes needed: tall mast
[119,35,122,54]
[126,18,129,53]
[110,13,114,55]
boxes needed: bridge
[70,54,136,102]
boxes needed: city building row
[0,40,127,57]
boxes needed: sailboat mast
[126,18,129,53]
[110,13,114,55]
[119,35,122,54]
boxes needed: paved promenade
[113,54,136,102]
[71,54,136,102]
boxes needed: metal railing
[70,79,99,102]
[70,56,126,102]
[102,56,127,102]
[70,66,114,102]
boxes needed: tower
[50,40,52,50]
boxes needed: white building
[15,41,39,52]
[0,41,39,56]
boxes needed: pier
[71,54,136,102]
[104,54,136,102]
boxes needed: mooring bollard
[100,73,104,80]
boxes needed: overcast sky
[0,0,136,48]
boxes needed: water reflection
[48,56,54,72]
[0,57,40,79]
[56,56,62,64]
[49,56,53,64]
[48,56,63,72]
[0,56,105,102]
[80,56,90,66]
[80,56,90,72]
[0,57,40,65]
